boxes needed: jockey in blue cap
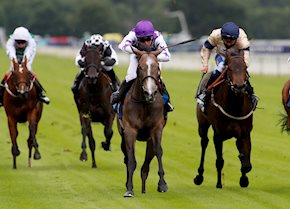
[196,22,258,112]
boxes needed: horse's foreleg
[194,124,210,186]
[8,117,20,169]
[123,129,137,198]
[141,139,154,193]
[28,123,41,161]
[236,135,252,187]
[152,132,168,193]
[213,135,224,189]
[87,124,96,168]
[79,115,88,162]
[101,119,114,151]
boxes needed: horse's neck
[215,84,247,108]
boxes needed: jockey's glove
[103,57,116,66]
[78,60,85,68]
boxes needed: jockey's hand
[137,42,153,52]
[78,60,85,68]
[103,57,116,66]
[201,66,208,73]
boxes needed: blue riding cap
[221,22,240,39]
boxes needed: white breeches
[125,54,163,82]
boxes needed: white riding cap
[85,34,104,46]
[11,27,31,41]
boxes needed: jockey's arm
[24,38,36,62]
[118,31,136,54]
[103,45,118,66]
[6,38,17,60]
[155,34,171,62]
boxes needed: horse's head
[84,45,103,85]
[132,47,162,103]
[11,57,33,99]
[225,49,249,94]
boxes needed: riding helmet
[221,22,240,39]
[134,20,155,38]
[11,27,31,41]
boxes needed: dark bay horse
[280,79,290,133]
[3,57,43,169]
[117,47,167,197]
[74,44,115,168]
[194,49,255,188]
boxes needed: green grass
[0,49,289,209]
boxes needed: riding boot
[0,78,5,107]
[160,80,174,112]
[196,70,221,112]
[106,69,119,92]
[245,80,259,110]
[111,79,134,105]
[71,71,85,94]
[34,79,50,104]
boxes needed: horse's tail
[278,112,290,134]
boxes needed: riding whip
[195,73,205,97]
[165,38,197,49]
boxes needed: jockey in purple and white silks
[196,22,258,112]
[111,19,174,112]
[0,26,50,106]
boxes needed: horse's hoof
[193,175,203,185]
[92,163,97,168]
[101,141,111,151]
[34,152,41,160]
[123,191,134,198]
[157,183,168,193]
[240,176,249,187]
[80,152,88,161]
[216,183,223,189]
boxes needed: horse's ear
[151,48,163,57]
[12,58,18,65]
[22,56,27,65]
[131,46,146,57]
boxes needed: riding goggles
[138,36,153,43]
[15,40,27,44]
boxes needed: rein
[4,76,35,97]
[210,88,254,120]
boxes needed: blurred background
[1,0,290,74]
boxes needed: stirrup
[39,96,50,104]
[110,91,120,105]
[251,94,259,110]
[166,102,174,112]
[196,90,206,112]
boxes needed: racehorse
[194,48,255,188]
[3,57,43,169]
[73,44,115,168]
[280,79,290,133]
[117,47,168,197]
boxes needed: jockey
[111,19,174,112]
[196,22,258,112]
[72,34,119,94]
[0,26,50,106]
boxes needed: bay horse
[280,79,290,133]
[3,57,43,169]
[194,49,256,188]
[73,44,115,168]
[117,47,167,197]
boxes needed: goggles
[138,36,153,43]
[15,40,27,44]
